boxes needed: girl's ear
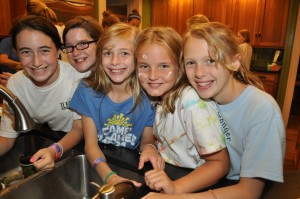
[228,53,241,71]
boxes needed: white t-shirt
[154,86,226,169]
[0,61,88,138]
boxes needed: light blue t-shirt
[70,81,156,150]
[217,85,285,182]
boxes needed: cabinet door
[152,0,193,35]
[193,0,235,29]
[254,0,290,47]
[0,0,12,37]
[233,0,259,41]
[210,0,236,29]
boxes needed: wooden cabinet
[151,0,193,35]
[151,0,289,47]
[233,0,290,48]
[0,0,12,37]
[151,0,235,35]
[193,0,236,29]
[252,71,280,98]
[0,0,26,37]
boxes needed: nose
[71,47,81,56]
[111,54,120,66]
[149,68,159,80]
[32,53,43,67]
[195,65,206,78]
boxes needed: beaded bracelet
[50,143,63,160]
[92,157,106,169]
[103,171,117,184]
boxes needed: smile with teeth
[31,66,48,71]
[75,57,87,62]
[110,68,125,74]
[196,81,212,87]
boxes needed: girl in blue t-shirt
[70,23,164,187]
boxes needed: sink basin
[0,132,76,193]
[0,154,150,199]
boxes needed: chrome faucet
[0,84,35,132]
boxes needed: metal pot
[91,181,135,199]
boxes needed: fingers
[138,157,145,170]
[144,170,165,191]
[130,180,142,187]
[30,149,55,170]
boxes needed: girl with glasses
[62,16,103,73]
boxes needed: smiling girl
[69,23,164,187]
[0,16,87,170]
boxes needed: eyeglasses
[61,40,97,54]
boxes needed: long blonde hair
[182,22,263,90]
[86,23,142,109]
[136,26,188,115]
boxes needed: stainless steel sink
[0,154,148,199]
[0,133,76,194]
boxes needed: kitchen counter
[21,125,300,198]
[250,66,281,73]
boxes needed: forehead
[65,28,92,41]
[16,29,54,48]
[104,38,134,50]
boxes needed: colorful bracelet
[103,171,117,184]
[92,157,106,169]
[50,143,63,160]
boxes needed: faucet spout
[0,84,35,132]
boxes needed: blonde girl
[69,23,164,187]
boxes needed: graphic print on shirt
[60,98,71,110]
[217,110,231,141]
[98,113,137,147]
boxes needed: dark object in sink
[114,181,135,199]
[19,151,37,177]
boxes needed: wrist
[92,157,106,169]
[50,143,63,160]
[141,143,157,152]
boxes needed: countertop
[250,66,281,73]
[36,125,300,198]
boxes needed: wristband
[50,143,63,160]
[92,157,106,169]
[103,171,117,184]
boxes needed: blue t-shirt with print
[70,81,156,150]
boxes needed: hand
[106,173,142,187]
[15,64,22,71]
[30,147,56,170]
[144,169,176,194]
[0,72,13,87]
[139,144,165,170]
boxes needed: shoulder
[59,61,89,79]
[7,71,31,93]
[178,86,213,109]
[245,85,281,116]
